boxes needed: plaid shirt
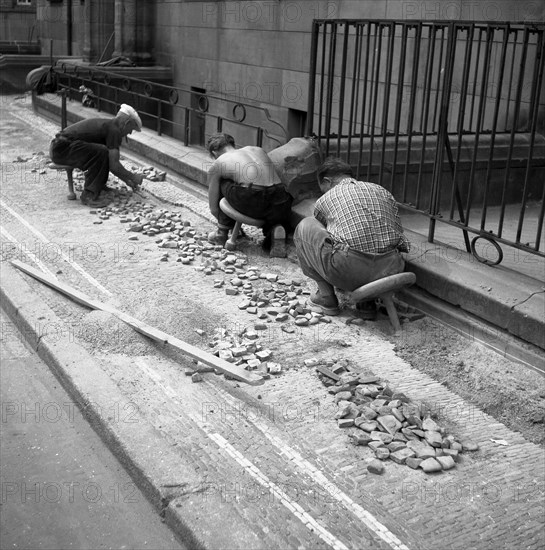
[314,178,410,254]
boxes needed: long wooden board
[11,260,264,386]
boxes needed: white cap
[118,104,142,131]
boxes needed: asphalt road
[0,308,185,550]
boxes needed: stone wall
[151,0,544,148]
[0,0,36,43]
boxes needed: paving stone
[406,440,436,459]
[355,420,378,433]
[390,447,416,464]
[375,447,390,460]
[442,448,460,461]
[391,408,405,423]
[368,440,386,452]
[370,431,394,444]
[359,406,378,421]
[350,432,372,446]
[367,459,385,475]
[334,391,353,403]
[462,441,480,452]
[339,374,360,386]
[335,402,355,419]
[424,430,444,448]
[405,457,423,470]
[422,417,439,431]
[338,418,355,428]
[387,441,407,453]
[246,358,262,370]
[420,457,443,473]
[436,455,456,470]
[377,415,403,435]
[267,363,282,374]
[370,399,388,410]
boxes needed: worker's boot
[356,300,377,320]
[80,192,111,208]
[208,227,229,246]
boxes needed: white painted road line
[0,200,112,296]
[1,225,57,278]
[209,433,350,550]
[207,383,411,550]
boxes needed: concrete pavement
[0,308,185,550]
[1,95,544,550]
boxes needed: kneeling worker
[206,133,293,257]
[49,104,145,208]
[294,157,410,318]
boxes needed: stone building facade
[27,0,545,147]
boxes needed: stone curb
[0,262,272,550]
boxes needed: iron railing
[52,61,288,149]
[307,20,545,264]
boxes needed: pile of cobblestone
[189,326,283,380]
[312,360,479,474]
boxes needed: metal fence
[306,20,545,264]
[52,61,288,150]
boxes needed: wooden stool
[219,198,265,251]
[350,272,416,332]
[49,163,76,200]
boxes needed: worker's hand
[128,173,145,189]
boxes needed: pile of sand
[77,310,154,356]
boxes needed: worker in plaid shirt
[294,157,410,318]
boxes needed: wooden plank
[11,260,264,386]
[315,365,340,382]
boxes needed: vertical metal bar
[468,27,484,131]
[157,101,162,136]
[347,23,362,165]
[367,23,383,181]
[417,24,437,211]
[481,25,509,234]
[516,29,544,246]
[464,25,493,226]
[337,23,350,159]
[499,27,529,239]
[305,20,320,136]
[378,22,395,189]
[428,23,456,244]
[390,23,409,196]
[503,31,518,132]
[324,22,338,156]
[184,108,189,146]
[449,25,474,221]
[356,23,372,180]
[317,23,328,142]
[402,24,422,204]
[432,26,446,131]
